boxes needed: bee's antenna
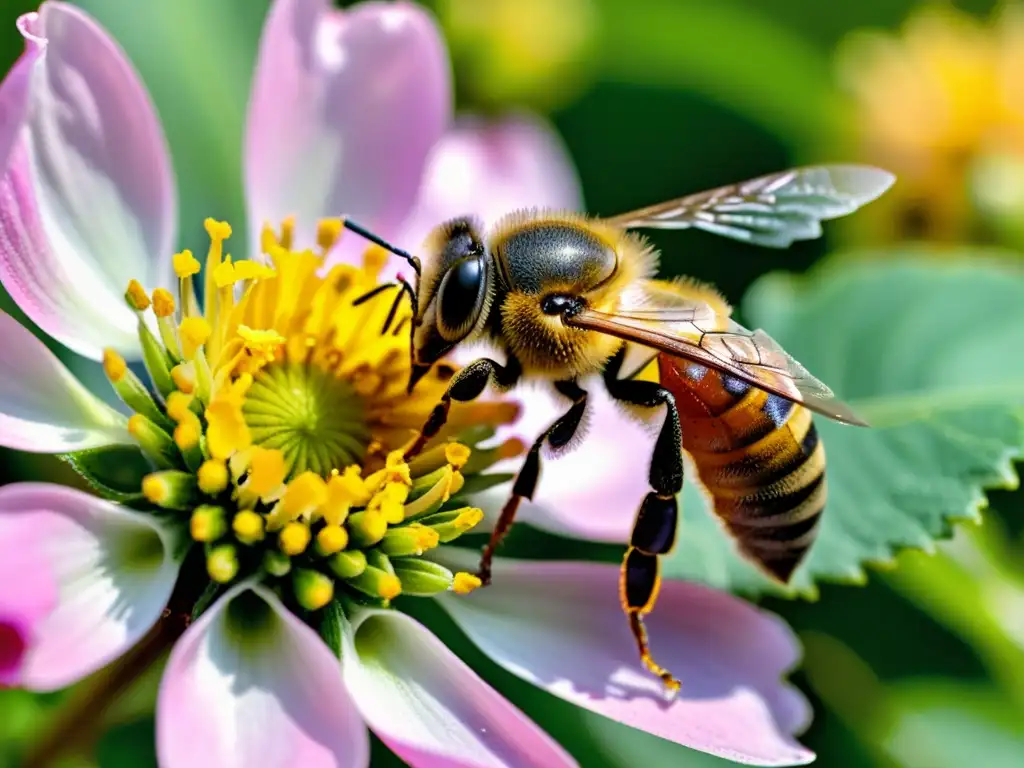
[342,219,421,276]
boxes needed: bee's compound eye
[437,255,487,341]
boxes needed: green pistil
[243,362,371,476]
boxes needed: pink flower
[0,1,814,766]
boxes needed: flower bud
[141,470,197,511]
[207,544,239,583]
[293,568,334,611]
[347,510,387,548]
[128,414,178,469]
[190,505,226,542]
[380,524,440,557]
[391,559,455,597]
[103,349,173,430]
[328,550,367,580]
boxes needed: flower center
[0,620,26,679]
[104,217,522,615]
[243,362,370,476]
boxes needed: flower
[0,1,813,766]
[837,3,1024,242]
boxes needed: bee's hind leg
[604,349,683,696]
[478,379,588,585]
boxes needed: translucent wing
[604,165,895,248]
[569,281,868,426]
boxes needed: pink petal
[0,483,182,691]
[0,4,176,360]
[158,582,368,768]
[474,380,653,543]
[435,551,814,767]
[0,13,44,175]
[343,608,578,767]
[0,310,129,453]
[245,0,450,258]
[397,113,584,251]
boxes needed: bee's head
[407,216,493,390]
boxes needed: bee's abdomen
[658,357,825,583]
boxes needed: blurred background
[3,0,1024,766]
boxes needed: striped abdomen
[658,355,825,582]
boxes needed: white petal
[158,583,369,768]
[0,483,182,691]
[0,2,176,359]
[0,310,129,452]
[343,607,578,767]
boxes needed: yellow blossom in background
[838,3,1024,244]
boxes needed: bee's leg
[405,356,522,460]
[478,379,588,584]
[603,350,683,695]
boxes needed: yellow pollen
[445,443,472,470]
[198,459,229,494]
[280,521,311,556]
[166,391,193,422]
[190,506,224,542]
[233,260,276,281]
[279,216,295,250]
[377,574,402,600]
[232,510,265,544]
[152,288,176,318]
[317,218,344,253]
[455,507,485,532]
[127,414,146,438]
[174,419,200,451]
[369,482,408,525]
[322,468,369,525]
[142,474,168,505]
[205,218,233,243]
[179,317,212,359]
[281,471,328,520]
[125,280,150,311]
[247,447,288,498]
[238,325,285,359]
[102,349,127,382]
[213,259,237,289]
[170,363,196,394]
[316,525,349,555]
[384,450,412,485]
[206,398,252,461]
[173,249,201,278]
[453,572,483,595]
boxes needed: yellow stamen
[198,459,229,495]
[233,261,276,281]
[141,474,167,505]
[179,317,211,360]
[170,363,196,395]
[322,467,371,526]
[368,482,408,525]
[316,525,349,555]
[279,216,295,250]
[445,442,472,470]
[102,349,127,383]
[173,249,201,278]
[125,280,150,311]
[207,545,239,583]
[246,447,288,498]
[293,569,334,611]
[206,398,252,461]
[213,259,237,289]
[453,572,483,595]
[238,325,285,365]
[280,471,328,521]
[377,574,402,600]
[166,391,193,422]
[280,521,311,556]
[455,507,485,531]
[190,505,226,542]
[174,418,201,451]
[347,510,388,547]
[232,510,265,545]
[152,289,176,318]
[317,218,344,254]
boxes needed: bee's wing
[568,281,868,426]
[604,165,894,248]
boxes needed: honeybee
[343,165,894,693]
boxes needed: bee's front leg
[477,379,588,585]
[405,355,522,460]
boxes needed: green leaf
[318,599,345,659]
[594,0,842,152]
[665,254,1024,597]
[59,445,152,502]
[96,717,158,768]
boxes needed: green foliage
[666,254,1024,597]
[59,445,152,503]
[96,718,159,768]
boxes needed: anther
[170,363,197,395]
[129,414,178,468]
[317,218,344,254]
[391,559,455,596]
[198,459,229,495]
[190,505,227,542]
[279,522,312,556]
[347,510,388,548]
[233,510,265,545]
[179,317,211,360]
[328,549,367,580]
[380,524,440,557]
[125,280,151,311]
[293,569,334,611]
[315,525,349,556]
[453,572,483,595]
[207,544,239,583]
[173,250,201,278]
[142,470,197,510]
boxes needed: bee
[343,164,894,693]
